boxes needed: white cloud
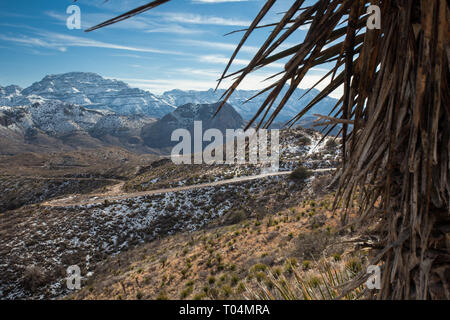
[146,24,207,35]
[198,54,285,69]
[109,67,342,99]
[173,68,222,78]
[0,32,183,55]
[180,39,258,54]
[199,54,250,66]
[159,12,251,26]
[46,10,210,35]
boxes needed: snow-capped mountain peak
[4,72,175,118]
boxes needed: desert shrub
[231,274,239,286]
[308,276,321,288]
[222,285,232,297]
[251,263,268,273]
[298,136,312,145]
[22,266,47,293]
[346,257,363,275]
[219,274,227,283]
[255,272,266,282]
[180,286,193,299]
[193,293,206,300]
[283,258,298,274]
[302,260,311,270]
[296,230,334,260]
[225,210,246,225]
[290,166,312,184]
[185,280,195,287]
[333,253,342,262]
[208,276,216,284]
[156,291,169,300]
[237,282,246,294]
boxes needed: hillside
[72,193,369,300]
[0,127,343,300]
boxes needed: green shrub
[346,258,362,274]
[222,285,232,297]
[251,263,268,273]
[302,260,311,270]
[180,286,193,299]
[156,291,168,300]
[208,276,216,284]
[309,276,321,288]
[219,274,227,283]
[231,274,239,286]
[237,282,246,294]
[193,293,206,300]
[185,280,194,287]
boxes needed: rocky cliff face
[141,102,245,148]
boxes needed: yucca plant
[88,0,449,299]
[244,258,367,300]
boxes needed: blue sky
[0,0,337,96]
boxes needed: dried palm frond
[217,0,450,300]
[87,0,449,299]
[85,0,170,32]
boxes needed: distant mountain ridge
[162,87,337,122]
[1,72,338,122]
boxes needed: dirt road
[43,168,335,207]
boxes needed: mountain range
[4,73,175,118]
[0,72,339,154]
[162,87,337,122]
[1,72,338,122]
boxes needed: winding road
[43,168,335,207]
